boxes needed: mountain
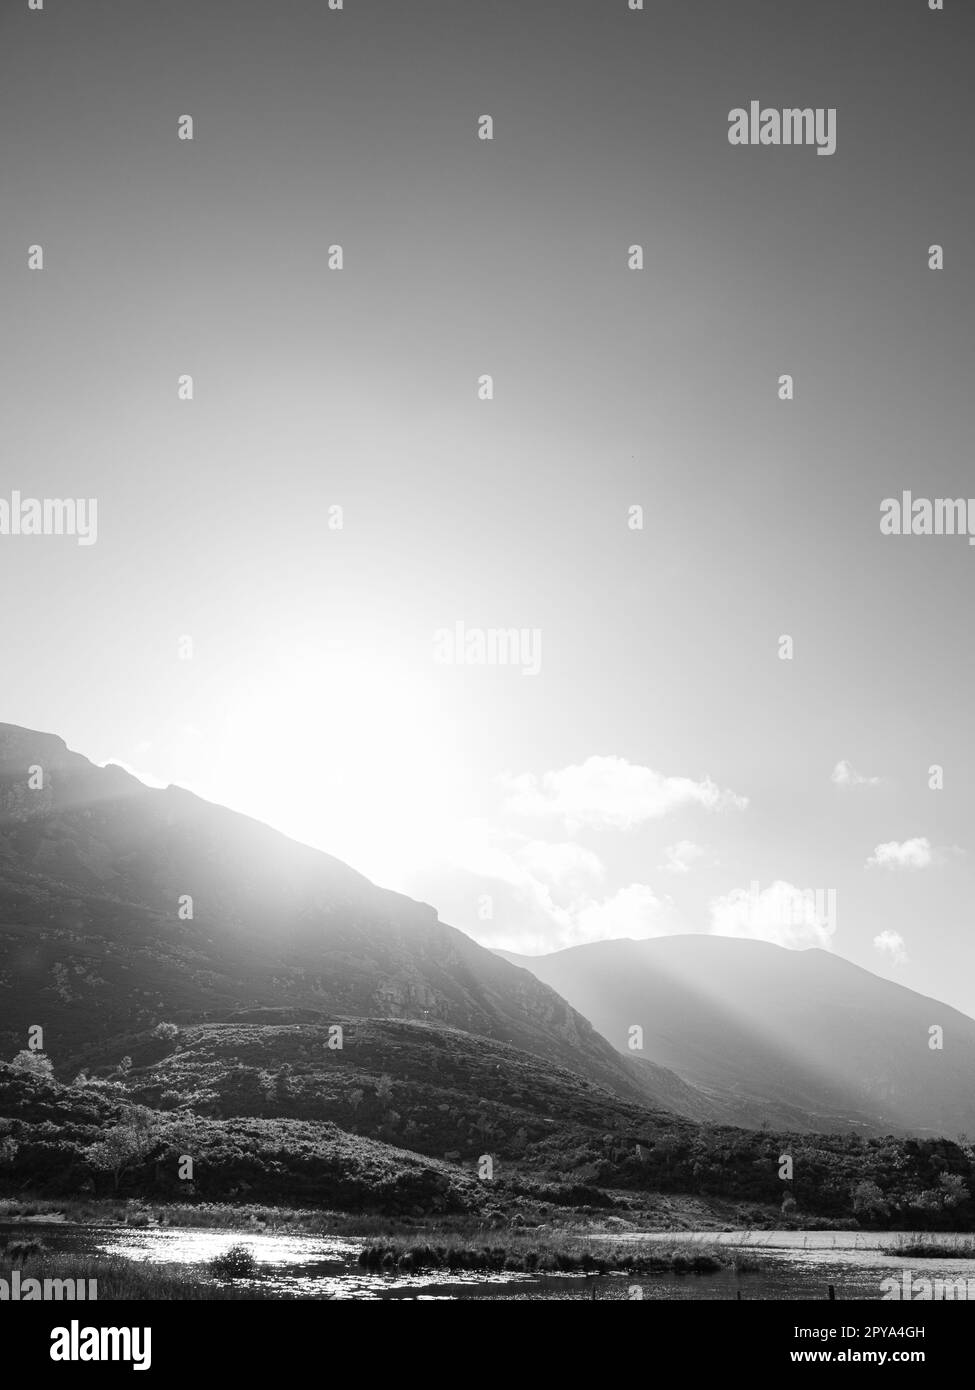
[0,722,673,1111]
[4,723,975,1227]
[498,935,975,1137]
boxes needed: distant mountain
[0,722,671,1111]
[498,935,975,1137]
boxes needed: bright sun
[218,642,454,889]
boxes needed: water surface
[5,1222,972,1300]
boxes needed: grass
[0,1195,412,1235]
[358,1229,762,1276]
[0,1249,278,1300]
[884,1236,975,1259]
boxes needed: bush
[10,1051,53,1077]
[209,1244,258,1279]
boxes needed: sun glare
[220,644,453,888]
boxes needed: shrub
[209,1244,258,1279]
[10,1051,53,1077]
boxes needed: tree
[852,1180,889,1220]
[939,1172,969,1209]
[117,1056,132,1075]
[9,1050,53,1077]
[86,1117,157,1191]
[911,1188,944,1215]
[375,1074,394,1106]
[152,1023,179,1042]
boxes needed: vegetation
[884,1236,975,1259]
[0,1195,435,1234]
[356,1229,765,1276]
[208,1243,259,1278]
[0,1062,480,1213]
[9,1050,53,1077]
[4,1015,975,1230]
[0,1247,280,1300]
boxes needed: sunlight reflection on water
[6,1222,975,1299]
[96,1227,358,1266]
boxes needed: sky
[2,1,974,1013]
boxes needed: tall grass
[0,1250,276,1300]
[0,1195,400,1234]
[884,1236,975,1259]
[358,1229,761,1276]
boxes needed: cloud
[571,884,675,944]
[867,837,933,870]
[500,756,747,832]
[660,840,705,874]
[831,759,881,787]
[874,930,909,966]
[709,880,836,950]
[445,820,678,951]
[443,823,576,934]
[447,823,603,892]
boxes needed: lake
[4,1222,973,1300]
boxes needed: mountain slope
[499,935,975,1137]
[0,722,662,1110]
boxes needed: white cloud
[442,822,574,933]
[660,840,705,874]
[444,819,678,951]
[571,884,675,944]
[874,930,909,966]
[500,755,747,832]
[867,837,932,870]
[709,879,836,950]
[831,759,881,787]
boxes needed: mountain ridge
[498,934,975,1137]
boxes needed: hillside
[4,1026,975,1229]
[0,1060,480,1214]
[500,936,975,1137]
